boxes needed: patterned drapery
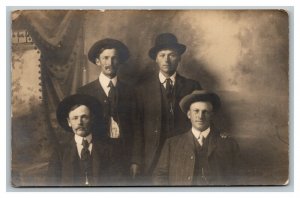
[21,10,86,143]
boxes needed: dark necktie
[165,78,173,98]
[165,78,174,113]
[81,139,90,161]
[108,81,117,118]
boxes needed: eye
[71,116,78,121]
[169,54,177,58]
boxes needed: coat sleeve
[131,86,144,167]
[152,139,170,185]
[46,149,62,186]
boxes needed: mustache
[76,126,88,131]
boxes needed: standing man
[47,94,111,186]
[131,33,201,182]
[153,90,240,185]
[77,38,134,182]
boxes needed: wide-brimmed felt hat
[149,33,186,60]
[88,38,130,64]
[179,90,221,114]
[56,94,103,132]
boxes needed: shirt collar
[99,72,117,87]
[159,72,176,84]
[192,127,210,139]
[74,133,93,145]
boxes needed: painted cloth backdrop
[12,10,85,186]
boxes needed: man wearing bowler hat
[77,38,134,182]
[152,90,239,185]
[47,94,112,186]
[131,33,202,181]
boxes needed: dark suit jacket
[77,79,134,177]
[152,129,240,186]
[47,137,115,186]
[132,73,201,175]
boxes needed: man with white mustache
[77,38,134,184]
[47,94,111,186]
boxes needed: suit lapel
[174,74,184,99]
[207,128,218,157]
[181,130,195,155]
[92,80,108,102]
[62,138,80,184]
[148,74,162,124]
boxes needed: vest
[192,135,210,185]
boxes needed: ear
[67,118,71,127]
[187,110,191,119]
[95,58,101,66]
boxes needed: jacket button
[154,129,158,133]
[190,156,194,160]
[104,100,107,103]
[188,176,191,180]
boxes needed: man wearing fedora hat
[77,38,134,182]
[47,94,113,186]
[131,33,201,181]
[152,90,239,185]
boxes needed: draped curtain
[20,10,86,143]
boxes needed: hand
[130,164,140,179]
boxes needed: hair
[95,47,119,59]
[68,104,94,119]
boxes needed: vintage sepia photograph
[11,9,289,187]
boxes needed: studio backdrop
[11,10,289,186]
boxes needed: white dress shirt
[192,127,210,146]
[74,133,93,158]
[98,72,120,138]
[98,72,117,96]
[159,72,176,88]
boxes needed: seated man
[153,90,239,186]
[47,94,112,186]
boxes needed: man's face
[67,105,92,137]
[156,49,181,77]
[95,48,120,79]
[187,101,213,132]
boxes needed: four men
[48,33,239,186]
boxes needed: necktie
[165,78,173,98]
[165,78,174,113]
[81,139,90,161]
[197,133,204,146]
[81,139,91,185]
[108,80,117,118]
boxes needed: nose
[165,55,171,63]
[105,58,112,66]
[78,118,84,125]
[199,111,205,119]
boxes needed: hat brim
[149,43,186,60]
[88,39,130,64]
[179,90,221,114]
[56,94,103,132]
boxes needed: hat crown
[155,33,179,46]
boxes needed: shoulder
[166,131,190,144]
[176,74,201,88]
[214,130,239,150]
[77,80,99,93]
[135,73,159,91]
